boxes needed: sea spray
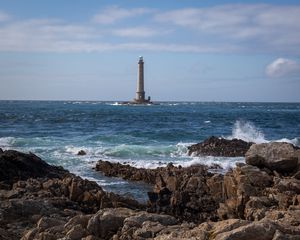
[228,120,267,143]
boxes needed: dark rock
[0,150,68,185]
[188,136,253,157]
[245,142,300,173]
[77,150,86,156]
[95,160,157,184]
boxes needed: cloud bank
[0,4,299,55]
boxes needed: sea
[0,101,300,202]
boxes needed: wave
[0,137,15,148]
[228,120,267,143]
[227,120,299,146]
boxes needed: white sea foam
[274,137,299,146]
[227,120,267,143]
[204,120,211,123]
[179,156,244,171]
[227,120,299,146]
[0,137,15,148]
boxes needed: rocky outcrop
[0,149,144,239]
[188,136,253,157]
[0,150,67,185]
[96,160,223,223]
[245,142,300,173]
[2,144,300,239]
[95,160,158,184]
[147,164,223,223]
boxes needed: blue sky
[0,0,300,101]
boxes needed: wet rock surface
[95,160,158,184]
[1,141,300,240]
[187,136,253,157]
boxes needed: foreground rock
[0,149,67,185]
[2,144,300,239]
[188,136,253,157]
[96,161,223,223]
[0,150,144,239]
[245,142,300,173]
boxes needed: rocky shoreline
[1,139,300,240]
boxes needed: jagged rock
[187,136,253,157]
[95,160,157,184]
[66,224,87,240]
[0,150,67,185]
[77,150,87,156]
[147,164,221,223]
[64,214,91,232]
[245,142,300,173]
[215,219,277,240]
[87,208,136,239]
[37,217,66,231]
[219,164,273,220]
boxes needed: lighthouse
[133,56,151,104]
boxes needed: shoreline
[1,139,300,239]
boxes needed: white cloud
[265,58,300,78]
[111,27,160,38]
[154,4,300,54]
[0,4,300,55]
[92,6,152,24]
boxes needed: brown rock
[87,208,135,239]
[245,142,299,173]
[215,219,276,240]
[66,224,87,240]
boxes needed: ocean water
[1,101,300,201]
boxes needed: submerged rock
[187,136,253,157]
[77,150,87,156]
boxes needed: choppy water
[1,101,299,201]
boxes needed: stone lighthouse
[133,56,151,104]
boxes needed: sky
[0,0,300,102]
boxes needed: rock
[77,150,87,156]
[219,164,273,220]
[275,178,300,194]
[214,219,277,240]
[245,142,299,173]
[87,208,135,239]
[0,150,67,185]
[272,230,300,240]
[64,214,91,232]
[66,224,87,240]
[95,160,157,184]
[187,136,253,157]
[124,212,178,227]
[0,148,3,154]
[37,217,66,231]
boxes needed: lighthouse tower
[134,56,151,103]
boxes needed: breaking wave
[227,120,299,146]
